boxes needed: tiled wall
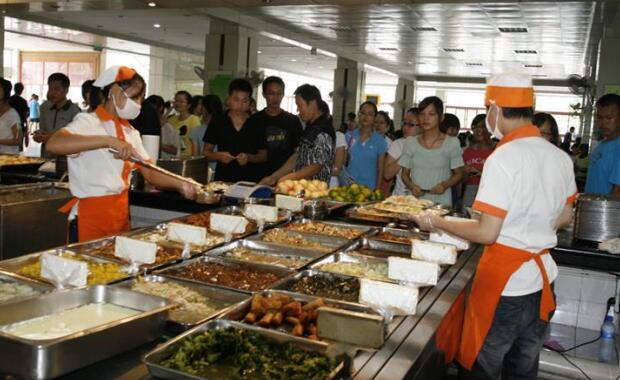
[553,266,618,330]
[129,206,188,229]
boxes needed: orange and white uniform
[457,75,578,370]
[58,106,149,242]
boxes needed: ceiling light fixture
[379,47,399,52]
[148,2,157,7]
[291,58,297,62]
[524,64,543,68]
[499,27,528,33]
[515,49,537,54]
[443,48,465,52]
[153,23,161,28]
[466,62,483,66]
[257,50,262,54]
[410,26,437,32]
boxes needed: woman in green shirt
[398,96,465,206]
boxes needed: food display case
[0,183,72,259]
[0,200,482,379]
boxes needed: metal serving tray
[215,205,292,225]
[206,239,329,270]
[0,248,132,286]
[222,289,380,340]
[155,256,295,293]
[286,218,376,239]
[126,226,220,256]
[0,285,174,380]
[310,252,395,283]
[272,269,362,305]
[174,211,259,239]
[114,275,249,332]
[342,237,411,259]
[0,272,53,305]
[248,228,352,252]
[369,227,428,244]
[143,319,346,380]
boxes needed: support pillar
[0,17,5,78]
[203,19,258,98]
[393,78,414,130]
[148,47,176,98]
[332,57,365,128]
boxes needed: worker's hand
[236,153,249,166]
[108,138,135,161]
[259,175,277,186]
[430,183,446,195]
[179,181,201,200]
[32,130,51,143]
[412,211,441,232]
[218,151,236,164]
[409,184,424,197]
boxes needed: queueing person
[346,101,387,190]
[261,84,334,184]
[47,66,199,242]
[203,78,267,183]
[191,95,223,156]
[462,114,494,208]
[9,82,28,147]
[398,96,464,206]
[168,91,202,157]
[384,107,420,196]
[414,73,576,380]
[245,76,303,180]
[28,94,40,131]
[533,112,560,147]
[34,73,81,157]
[585,93,620,195]
[0,78,22,154]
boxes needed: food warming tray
[143,319,346,380]
[310,252,395,283]
[206,239,329,269]
[342,237,411,259]
[248,227,353,251]
[0,285,174,380]
[0,272,53,305]
[286,218,376,239]
[272,269,362,304]
[114,275,249,332]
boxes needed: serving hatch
[0,285,174,380]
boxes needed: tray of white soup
[0,285,174,380]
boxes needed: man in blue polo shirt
[585,93,620,195]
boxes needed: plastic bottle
[598,306,616,363]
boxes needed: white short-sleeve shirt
[62,112,150,199]
[388,138,409,196]
[473,127,577,296]
[0,108,21,154]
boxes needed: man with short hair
[585,93,620,195]
[34,73,81,157]
[8,82,29,148]
[246,76,303,180]
[414,74,576,380]
[203,78,267,182]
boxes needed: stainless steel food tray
[248,227,353,252]
[272,269,362,305]
[126,226,220,256]
[0,248,132,286]
[206,239,329,269]
[342,237,411,259]
[369,226,428,244]
[0,285,174,380]
[286,218,376,239]
[222,289,380,339]
[143,319,346,380]
[215,205,292,225]
[0,272,53,305]
[114,275,249,332]
[155,255,295,293]
[310,252,395,283]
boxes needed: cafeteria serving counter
[44,232,482,380]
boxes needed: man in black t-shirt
[203,78,267,183]
[246,76,303,179]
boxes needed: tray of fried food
[249,228,350,252]
[222,290,379,342]
[284,219,374,240]
[176,211,258,237]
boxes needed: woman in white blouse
[0,78,21,154]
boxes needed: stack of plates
[574,194,620,242]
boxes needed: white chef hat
[485,73,534,108]
[93,66,137,88]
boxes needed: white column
[148,47,176,99]
[332,57,365,128]
[0,17,6,78]
[393,78,414,130]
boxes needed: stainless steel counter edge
[352,245,482,379]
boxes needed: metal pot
[303,200,329,220]
[574,194,620,242]
[156,156,208,184]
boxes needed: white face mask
[113,90,141,120]
[486,103,504,140]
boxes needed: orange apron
[457,242,555,370]
[58,106,134,242]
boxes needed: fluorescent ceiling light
[364,64,397,77]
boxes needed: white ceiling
[7,1,607,81]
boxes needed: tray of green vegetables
[143,319,346,379]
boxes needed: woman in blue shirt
[346,101,387,189]
[28,94,40,131]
